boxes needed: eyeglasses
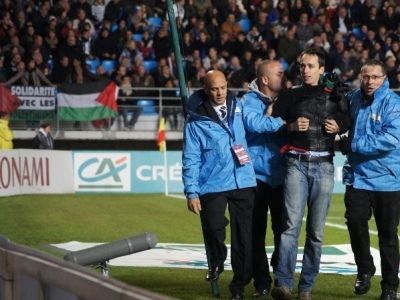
[361,74,386,81]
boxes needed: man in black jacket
[270,47,351,300]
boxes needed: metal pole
[166,0,188,116]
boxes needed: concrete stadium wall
[0,235,174,300]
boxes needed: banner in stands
[3,85,56,120]
[73,151,347,194]
[57,80,118,121]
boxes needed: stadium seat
[101,60,116,72]
[47,59,54,71]
[137,100,157,115]
[142,60,158,72]
[148,17,162,30]
[238,18,251,33]
[281,60,289,71]
[352,27,362,39]
[86,59,100,73]
[133,33,143,42]
[111,24,118,32]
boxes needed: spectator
[44,28,59,60]
[2,36,25,60]
[344,0,363,27]
[206,16,221,42]
[365,5,382,33]
[94,28,118,62]
[277,25,302,65]
[334,49,359,82]
[0,111,13,150]
[326,40,345,72]
[295,13,314,49]
[119,40,142,70]
[193,0,212,19]
[31,3,50,36]
[289,0,312,24]
[225,55,247,88]
[221,13,242,41]
[0,12,13,47]
[246,26,263,52]
[382,6,399,33]
[34,122,54,149]
[103,0,126,25]
[231,31,251,59]
[202,47,226,72]
[330,5,352,38]
[116,75,143,130]
[70,0,94,22]
[4,50,22,79]
[189,66,207,88]
[130,5,155,35]
[91,0,106,26]
[152,20,172,61]
[78,29,95,60]
[72,8,96,37]
[132,64,155,97]
[214,30,233,62]
[51,55,70,84]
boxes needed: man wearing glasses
[340,59,400,300]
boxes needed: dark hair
[361,59,386,75]
[0,111,8,118]
[40,122,51,129]
[301,47,326,68]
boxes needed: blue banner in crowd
[73,151,347,194]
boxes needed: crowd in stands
[0,0,400,119]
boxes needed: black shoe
[232,293,244,300]
[253,288,269,298]
[205,265,224,281]
[377,290,398,300]
[354,266,376,295]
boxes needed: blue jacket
[343,78,400,191]
[182,89,257,199]
[241,80,286,188]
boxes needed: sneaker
[271,285,292,300]
[298,290,312,300]
[253,288,269,298]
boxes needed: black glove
[338,136,352,155]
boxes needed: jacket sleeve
[332,92,352,134]
[241,95,284,133]
[182,120,201,199]
[352,95,400,155]
[0,125,13,142]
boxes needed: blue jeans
[274,157,334,291]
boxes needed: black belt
[286,153,333,162]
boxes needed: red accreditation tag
[232,144,251,165]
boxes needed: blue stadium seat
[137,100,157,115]
[86,59,100,73]
[352,27,362,39]
[101,60,116,72]
[239,18,251,33]
[133,33,143,42]
[111,24,118,32]
[47,59,54,71]
[148,17,162,30]
[142,60,158,72]
[281,60,289,71]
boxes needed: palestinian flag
[57,80,119,121]
[0,85,22,114]
[1,85,56,120]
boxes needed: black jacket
[272,84,351,152]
